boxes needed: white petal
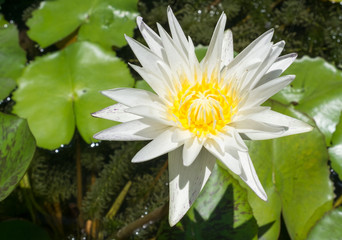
[243,75,295,108]
[157,23,190,78]
[204,138,242,175]
[239,151,267,201]
[101,88,162,108]
[167,6,188,54]
[232,119,287,137]
[128,64,168,100]
[220,29,234,68]
[222,41,273,92]
[187,36,201,83]
[229,127,249,151]
[228,29,274,71]
[182,137,203,166]
[168,147,216,226]
[93,119,168,141]
[92,103,141,122]
[171,128,193,142]
[136,16,164,59]
[156,61,177,95]
[125,105,172,126]
[236,110,313,140]
[125,35,162,74]
[238,41,273,91]
[132,127,183,162]
[223,29,274,89]
[201,12,227,75]
[256,53,297,87]
[232,106,271,122]
[248,40,285,90]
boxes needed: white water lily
[93,7,313,226]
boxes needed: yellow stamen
[168,73,240,138]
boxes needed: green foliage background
[0,0,342,239]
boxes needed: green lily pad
[273,56,342,146]
[0,15,26,99]
[0,113,35,201]
[0,220,50,240]
[159,164,259,239]
[236,102,334,240]
[0,78,16,101]
[329,113,342,178]
[12,41,134,150]
[194,45,208,62]
[191,164,255,225]
[307,207,342,240]
[189,163,258,239]
[27,0,138,49]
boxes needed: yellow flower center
[169,76,240,138]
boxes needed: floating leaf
[12,42,134,150]
[0,220,50,240]
[0,113,35,201]
[236,102,334,240]
[0,78,16,101]
[159,164,259,239]
[0,15,26,99]
[329,113,342,178]
[194,45,207,62]
[273,57,342,146]
[27,0,138,49]
[307,207,342,240]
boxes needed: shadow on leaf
[158,185,259,240]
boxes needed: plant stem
[334,194,342,208]
[116,202,168,240]
[76,135,83,228]
[53,201,64,235]
[106,181,132,220]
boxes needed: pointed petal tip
[182,151,198,167]
[264,28,274,38]
[183,161,191,167]
[288,74,296,80]
[131,153,144,163]
[137,16,143,23]
[124,34,132,43]
[168,214,181,227]
[217,11,227,26]
[167,6,175,21]
[92,133,101,140]
[101,89,115,99]
[221,11,227,21]
[127,62,135,68]
[260,192,268,201]
[302,122,314,132]
[100,89,109,95]
[247,181,267,201]
[131,155,150,163]
[275,40,285,47]
[225,29,233,35]
[168,204,187,227]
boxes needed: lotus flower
[93,7,312,226]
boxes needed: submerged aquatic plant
[93,7,312,226]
